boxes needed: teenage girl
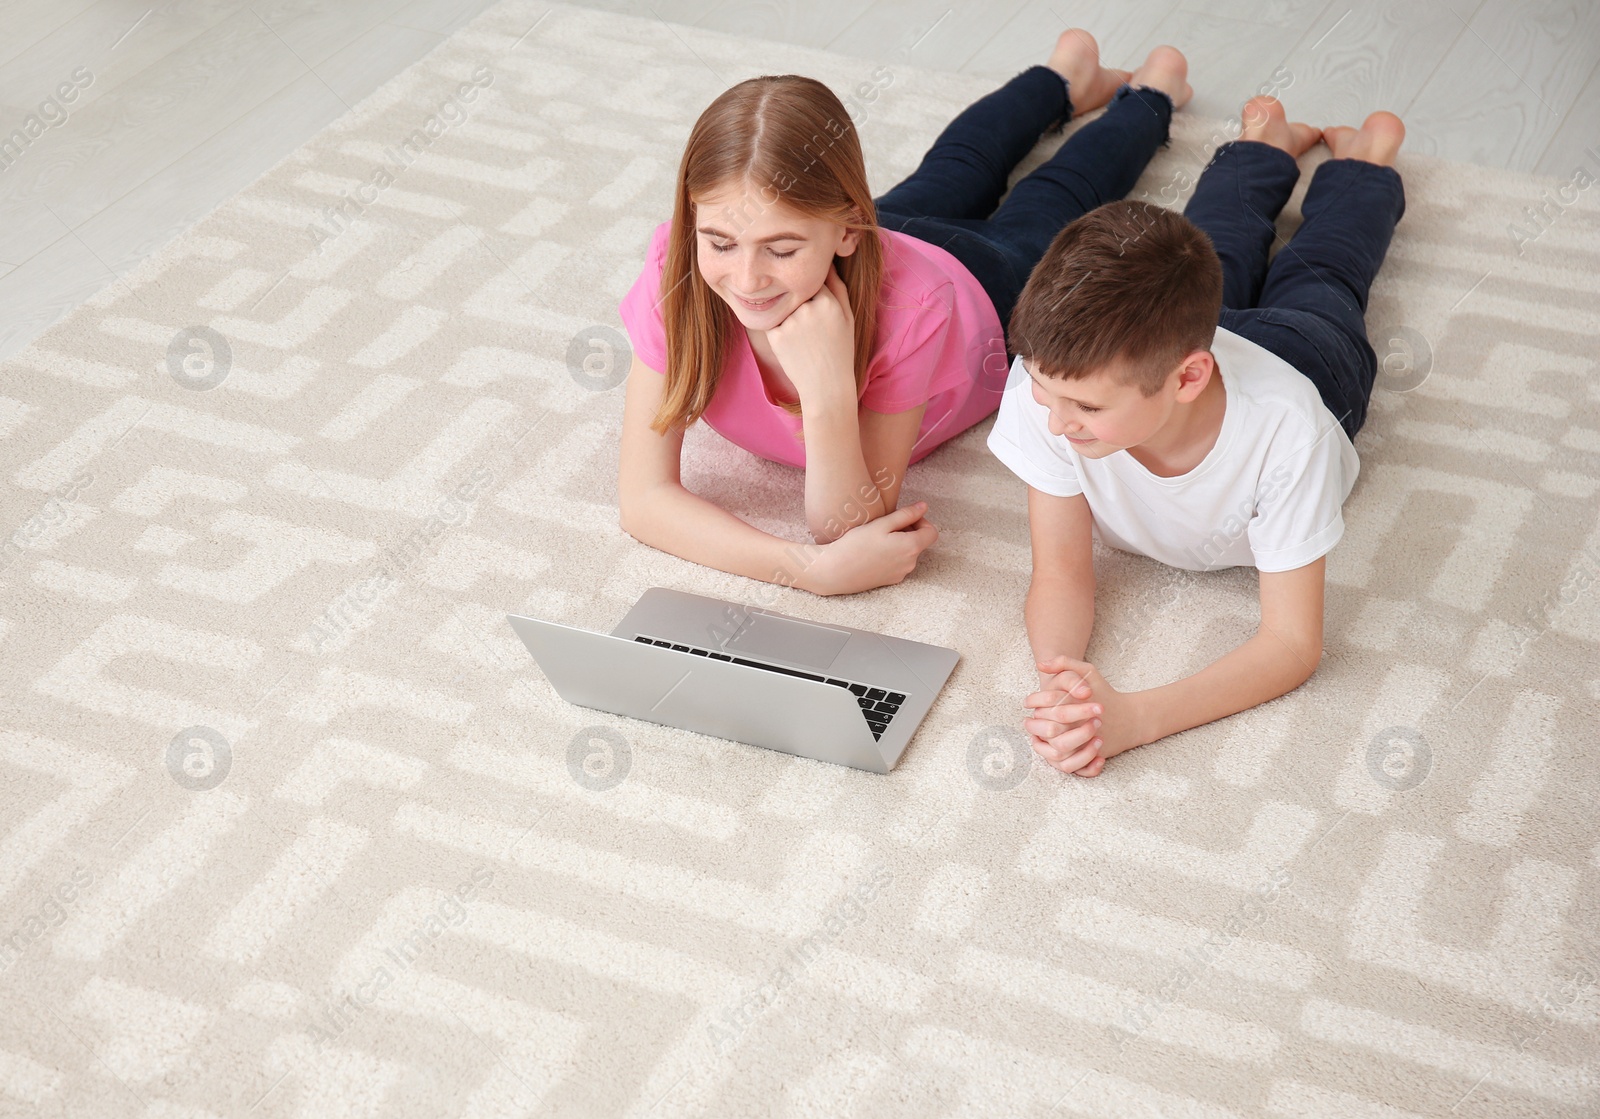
[617,31,1192,595]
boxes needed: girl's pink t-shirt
[618,220,1008,468]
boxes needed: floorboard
[1403,0,1600,171]
[0,0,1593,363]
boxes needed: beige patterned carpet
[2,3,1598,1116]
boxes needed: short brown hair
[1008,200,1223,396]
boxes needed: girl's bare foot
[1323,111,1406,166]
[1238,95,1321,156]
[1127,44,1192,110]
[1047,28,1132,113]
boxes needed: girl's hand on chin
[799,502,938,595]
[765,266,856,405]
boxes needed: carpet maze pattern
[2,3,1598,1116]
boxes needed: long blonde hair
[650,75,885,433]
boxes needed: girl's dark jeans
[1185,140,1406,439]
[873,65,1174,330]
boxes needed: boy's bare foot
[1323,111,1406,167]
[1127,45,1192,110]
[1046,28,1132,113]
[1237,95,1321,156]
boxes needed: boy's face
[1022,354,1208,457]
[692,180,860,333]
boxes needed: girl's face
[692,179,860,332]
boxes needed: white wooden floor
[2,0,1597,365]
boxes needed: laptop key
[826,678,850,687]
[708,652,733,661]
[865,688,886,701]
[874,700,899,715]
[856,696,875,709]
[887,691,907,705]
[729,657,825,682]
[688,648,709,655]
[866,720,888,734]
[848,683,868,696]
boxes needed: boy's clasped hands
[768,270,1136,776]
[1025,655,1144,778]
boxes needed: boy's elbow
[1286,637,1322,687]
[1254,625,1321,691]
[1029,563,1095,601]
[1302,644,1323,684]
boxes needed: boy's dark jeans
[873,65,1174,330]
[1184,140,1406,440]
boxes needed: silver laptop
[507,587,959,773]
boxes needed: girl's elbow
[620,478,687,542]
[618,490,649,540]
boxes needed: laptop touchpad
[721,613,851,669]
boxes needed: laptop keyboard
[631,634,908,741]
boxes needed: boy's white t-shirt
[986,326,1359,573]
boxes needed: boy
[985,97,1407,777]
